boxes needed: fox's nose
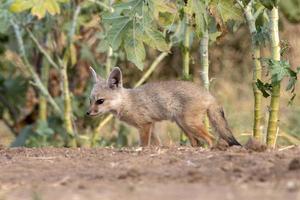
[86,111,90,115]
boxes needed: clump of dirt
[289,158,300,171]
[0,146,300,200]
[244,137,267,152]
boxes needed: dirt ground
[0,146,300,200]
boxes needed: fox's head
[86,67,124,116]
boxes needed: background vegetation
[0,0,300,148]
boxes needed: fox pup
[87,67,240,147]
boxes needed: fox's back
[121,81,216,126]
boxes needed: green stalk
[200,29,210,131]
[60,58,76,147]
[27,28,59,69]
[180,17,191,144]
[242,1,263,141]
[39,62,49,121]
[266,7,281,148]
[200,30,209,90]
[91,52,168,146]
[10,19,62,115]
[182,17,191,80]
[60,5,81,147]
[134,52,168,87]
[105,47,113,76]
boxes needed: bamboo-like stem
[10,19,62,115]
[105,47,113,76]
[134,52,168,87]
[182,17,191,80]
[180,17,191,144]
[26,13,78,146]
[200,29,210,131]
[200,30,209,90]
[60,58,76,147]
[26,28,59,69]
[266,7,281,148]
[239,0,263,141]
[91,52,168,146]
[60,5,81,147]
[279,132,300,145]
[39,61,49,121]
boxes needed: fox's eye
[96,99,105,105]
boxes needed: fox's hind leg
[195,125,214,147]
[175,120,199,147]
[176,114,214,147]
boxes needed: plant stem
[91,52,168,146]
[60,57,76,147]
[134,52,168,87]
[26,28,59,69]
[200,29,210,131]
[10,19,62,115]
[182,17,191,80]
[60,5,81,147]
[266,7,281,148]
[106,47,113,76]
[243,1,263,141]
[39,61,49,121]
[200,29,209,90]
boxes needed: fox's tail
[207,104,241,146]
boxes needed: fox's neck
[109,88,132,118]
[109,88,138,122]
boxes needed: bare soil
[0,146,300,200]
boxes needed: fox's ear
[89,66,105,84]
[89,66,99,83]
[108,67,123,89]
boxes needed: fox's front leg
[138,123,153,146]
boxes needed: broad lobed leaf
[102,0,170,70]
[10,0,69,19]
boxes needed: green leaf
[267,60,290,83]
[207,16,222,42]
[11,125,33,147]
[150,0,177,26]
[0,9,11,33]
[31,1,47,19]
[10,0,69,19]
[44,0,61,16]
[124,35,146,70]
[102,0,170,70]
[210,0,243,23]
[106,17,131,50]
[10,0,34,13]
[185,0,208,37]
[35,120,54,136]
[285,67,299,92]
[143,27,170,52]
[256,79,272,98]
[113,0,143,16]
[259,0,279,10]
[286,76,297,91]
[253,26,270,47]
